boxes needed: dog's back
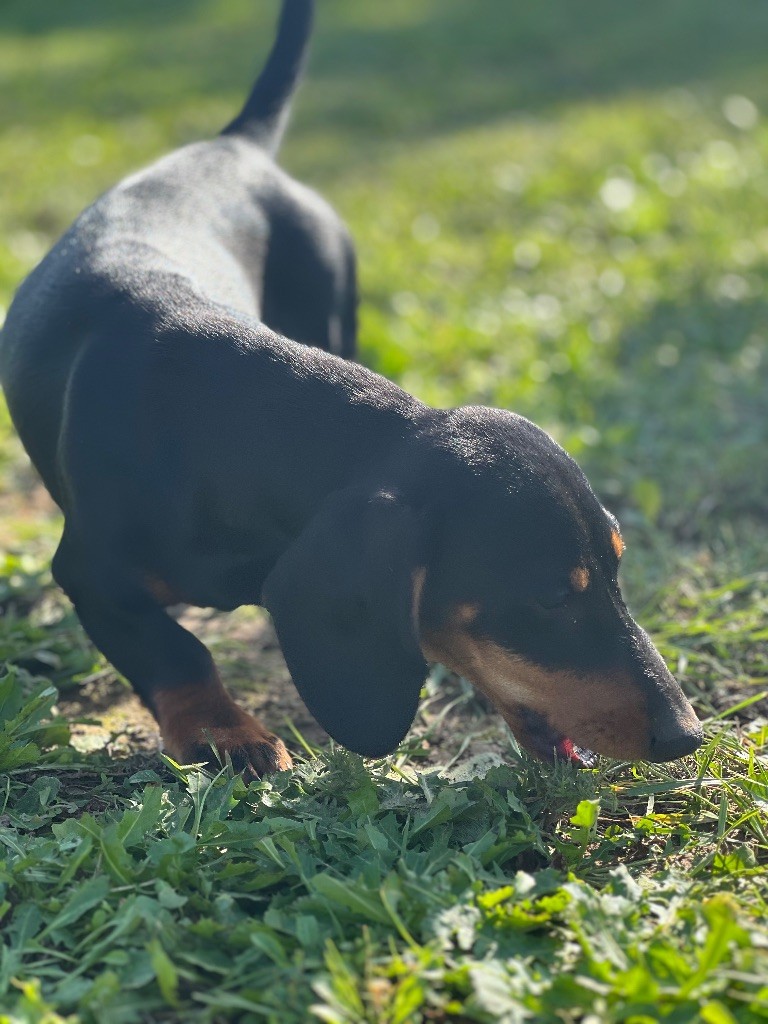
[0,0,357,502]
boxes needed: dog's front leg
[52,532,292,778]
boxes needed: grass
[1,673,767,1023]
[1,0,767,1020]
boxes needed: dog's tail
[221,0,314,153]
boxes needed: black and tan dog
[0,0,702,776]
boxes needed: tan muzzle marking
[420,620,652,759]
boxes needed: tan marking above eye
[570,566,590,592]
[455,603,480,624]
[611,529,625,559]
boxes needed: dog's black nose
[649,722,703,762]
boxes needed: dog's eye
[535,587,570,611]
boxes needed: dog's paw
[155,683,294,780]
[181,728,294,780]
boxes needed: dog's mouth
[516,707,598,768]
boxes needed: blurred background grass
[0,0,766,595]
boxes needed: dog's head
[263,406,702,765]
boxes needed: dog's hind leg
[52,530,292,777]
[260,188,358,358]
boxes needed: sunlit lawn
[1,1,767,1020]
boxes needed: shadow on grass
[2,0,768,141]
[0,0,207,33]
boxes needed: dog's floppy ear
[262,486,428,757]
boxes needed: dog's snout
[629,625,704,763]
[648,721,703,762]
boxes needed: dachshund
[0,0,702,776]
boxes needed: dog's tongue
[556,737,580,762]
[556,737,598,768]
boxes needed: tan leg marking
[154,675,293,777]
[144,573,186,607]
